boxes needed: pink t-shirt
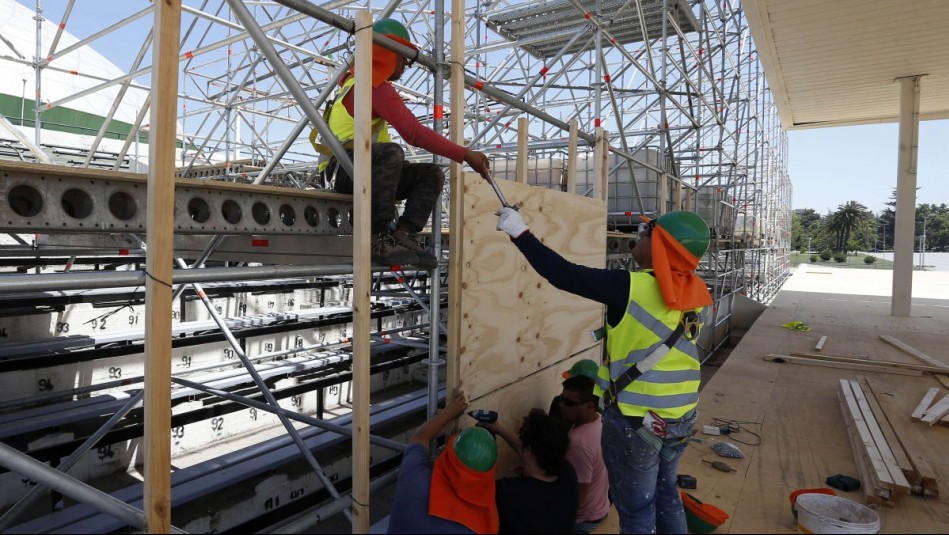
[566,415,611,523]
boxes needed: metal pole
[33,0,43,147]
[174,259,353,523]
[0,263,358,293]
[227,0,354,178]
[0,391,145,531]
[0,442,147,531]
[171,376,406,451]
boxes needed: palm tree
[829,201,872,253]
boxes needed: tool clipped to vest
[603,309,701,408]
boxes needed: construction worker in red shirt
[313,18,491,269]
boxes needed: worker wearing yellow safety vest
[495,207,713,534]
[311,19,491,269]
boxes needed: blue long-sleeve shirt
[512,232,633,327]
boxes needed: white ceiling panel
[744,0,949,129]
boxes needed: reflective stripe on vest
[593,270,703,419]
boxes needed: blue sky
[788,120,949,215]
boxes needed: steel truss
[1,0,791,530]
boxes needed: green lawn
[790,251,895,269]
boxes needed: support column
[891,76,922,317]
[144,0,180,532]
[351,10,372,532]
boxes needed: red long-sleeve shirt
[341,76,468,163]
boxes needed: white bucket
[795,494,880,534]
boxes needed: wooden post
[350,10,372,532]
[144,0,180,532]
[565,119,578,194]
[516,117,528,184]
[593,128,608,202]
[447,0,465,396]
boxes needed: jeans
[600,405,695,534]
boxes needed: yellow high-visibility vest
[593,270,703,419]
[310,77,391,172]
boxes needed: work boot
[371,231,419,267]
[391,229,438,270]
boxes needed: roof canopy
[744,0,949,129]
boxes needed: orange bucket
[681,491,729,534]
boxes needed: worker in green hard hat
[548,358,601,424]
[387,388,499,534]
[495,207,712,534]
[310,18,492,270]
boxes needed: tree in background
[916,203,949,252]
[828,201,872,253]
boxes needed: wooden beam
[911,387,941,422]
[565,119,578,194]
[447,0,465,399]
[880,335,949,370]
[789,352,949,374]
[349,10,372,532]
[864,377,940,498]
[848,380,911,494]
[857,377,920,490]
[764,354,922,376]
[836,390,888,505]
[592,127,605,202]
[921,395,949,426]
[814,335,827,351]
[144,0,181,532]
[838,379,896,492]
[516,117,528,184]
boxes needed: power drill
[467,409,498,424]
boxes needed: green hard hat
[373,18,412,43]
[452,427,497,472]
[656,210,710,258]
[563,359,599,380]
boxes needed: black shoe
[391,229,438,270]
[371,231,419,267]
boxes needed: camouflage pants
[331,143,445,234]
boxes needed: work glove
[495,207,529,239]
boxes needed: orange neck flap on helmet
[649,221,713,311]
[356,34,417,88]
[428,435,499,534]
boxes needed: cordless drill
[467,409,498,424]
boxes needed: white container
[795,494,880,534]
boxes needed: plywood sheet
[456,174,606,399]
[462,345,602,475]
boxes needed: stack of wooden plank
[837,378,912,506]
[912,388,949,426]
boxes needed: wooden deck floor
[676,264,949,533]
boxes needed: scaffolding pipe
[0,442,160,533]
[0,391,146,531]
[172,257,352,523]
[0,263,359,293]
[227,0,353,178]
[171,376,406,451]
[33,0,42,147]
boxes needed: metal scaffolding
[0,0,791,530]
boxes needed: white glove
[495,207,529,239]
